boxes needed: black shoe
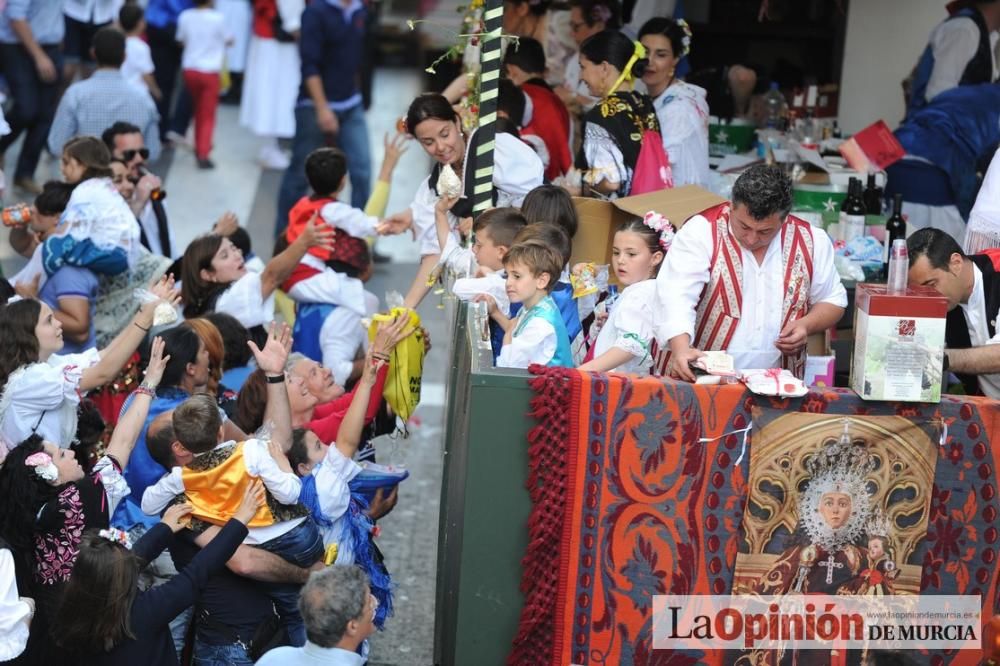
[372,249,392,264]
[197,158,215,169]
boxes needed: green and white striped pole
[472,0,503,216]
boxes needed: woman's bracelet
[265,373,285,384]
[372,352,391,362]
[135,385,156,398]
[134,321,150,333]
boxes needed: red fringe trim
[508,364,577,666]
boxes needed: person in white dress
[180,216,334,330]
[240,0,304,169]
[379,93,543,308]
[0,278,179,454]
[639,17,710,188]
[965,147,1000,252]
[579,213,669,374]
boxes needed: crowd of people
[0,0,995,663]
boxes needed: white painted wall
[838,0,950,134]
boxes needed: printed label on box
[852,311,945,402]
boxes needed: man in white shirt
[655,164,847,380]
[907,0,1000,117]
[907,227,1000,399]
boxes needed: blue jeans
[0,43,63,180]
[275,102,372,237]
[260,519,324,646]
[193,640,254,666]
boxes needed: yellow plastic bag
[367,307,425,422]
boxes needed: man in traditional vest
[906,0,1000,119]
[907,227,1000,398]
[654,164,847,381]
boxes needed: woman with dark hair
[205,311,256,389]
[639,17,710,188]
[53,483,263,665]
[380,93,544,307]
[0,341,167,665]
[180,218,334,331]
[574,29,662,197]
[183,317,239,416]
[0,276,178,454]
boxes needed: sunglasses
[122,148,150,161]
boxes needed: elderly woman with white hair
[256,566,376,665]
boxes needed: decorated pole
[471,0,503,216]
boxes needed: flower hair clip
[24,452,58,482]
[676,18,693,57]
[98,528,132,549]
[643,211,675,252]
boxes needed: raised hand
[371,312,415,358]
[142,336,170,389]
[161,502,193,533]
[213,211,239,237]
[148,273,181,307]
[435,194,460,215]
[247,322,292,376]
[383,131,410,169]
[268,439,292,474]
[300,212,336,253]
[234,479,266,525]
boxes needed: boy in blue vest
[491,238,573,368]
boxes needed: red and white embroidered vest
[654,202,815,378]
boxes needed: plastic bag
[133,288,178,327]
[367,307,425,422]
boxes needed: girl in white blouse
[180,216,334,330]
[639,18,710,188]
[578,213,672,374]
[0,277,178,453]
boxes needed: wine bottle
[840,178,866,242]
[884,192,906,266]
[863,173,883,215]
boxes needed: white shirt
[925,16,999,102]
[139,200,174,258]
[310,445,362,563]
[319,201,378,238]
[62,0,119,25]
[959,264,1000,399]
[0,348,101,451]
[652,81,711,188]
[257,642,364,666]
[177,8,231,73]
[122,36,155,96]
[497,310,557,369]
[410,131,544,257]
[968,148,1000,251]
[593,280,657,374]
[453,271,510,316]
[215,271,276,329]
[319,290,378,386]
[438,230,475,276]
[655,215,847,371]
[141,438,306,545]
[0,549,29,662]
[287,254,368,316]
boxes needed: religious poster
[733,412,940,598]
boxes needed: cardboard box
[850,284,948,402]
[571,186,726,267]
